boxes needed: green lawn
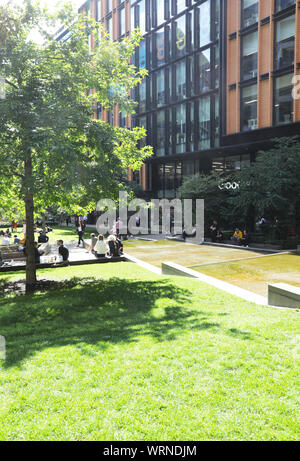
[0,263,299,440]
[14,225,98,244]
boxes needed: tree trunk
[25,154,37,293]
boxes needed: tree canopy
[0,0,153,289]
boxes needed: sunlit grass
[0,263,299,441]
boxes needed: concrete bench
[268,283,300,309]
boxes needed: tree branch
[4,79,19,90]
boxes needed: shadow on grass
[0,277,220,367]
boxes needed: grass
[191,253,300,297]
[0,263,299,441]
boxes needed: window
[175,104,186,153]
[139,79,146,113]
[275,15,295,70]
[139,39,146,69]
[137,0,146,35]
[97,0,101,21]
[241,84,257,131]
[119,7,126,36]
[154,28,165,67]
[156,0,164,27]
[175,59,186,101]
[107,0,112,15]
[241,31,258,80]
[196,0,211,48]
[96,102,102,120]
[198,96,210,149]
[195,48,211,93]
[187,8,194,52]
[119,111,126,127]
[176,0,186,15]
[156,110,166,157]
[155,68,165,107]
[274,73,294,125]
[106,16,112,40]
[131,6,135,31]
[189,101,195,152]
[174,14,186,58]
[138,116,147,147]
[214,94,219,146]
[165,163,176,198]
[241,0,258,28]
[275,0,296,12]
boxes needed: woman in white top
[2,234,10,245]
[94,235,108,257]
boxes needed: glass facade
[274,73,294,125]
[275,0,296,12]
[275,15,295,70]
[241,0,258,28]
[241,84,258,131]
[89,0,299,198]
[133,0,220,167]
[241,31,258,81]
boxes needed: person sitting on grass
[94,234,108,258]
[231,228,242,245]
[57,240,69,262]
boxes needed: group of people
[210,220,250,247]
[0,229,21,246]
[88,233,124,258]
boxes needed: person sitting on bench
[216,229,224,243]
[240,229,250,247]
[231,228,242,245]
[107,235,119,257]
[114,234,124,254]
[38,231,49,244]
[88,233,98,253]
[94,234,108,258]
[57,240,69,262]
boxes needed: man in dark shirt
[38,231,49,244]
[57,240,69,261]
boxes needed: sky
[6,0,83,11]
[3,0,84,42]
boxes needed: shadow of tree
[0,277,220,367]
[228,328,253,340]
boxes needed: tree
[230,137,300,235]
[0,1,152,291]
[178,171,240,233]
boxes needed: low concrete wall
[161,261,267,305]
[268,283,300,309]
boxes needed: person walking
[77,223,84,247]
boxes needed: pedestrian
[57,240,69,262]
[77,223,84,247]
